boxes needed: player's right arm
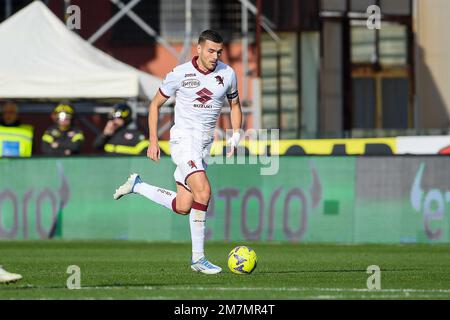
[148,68,180,161]
[147,90,168,161]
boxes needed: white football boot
[0,266,22,284]
[113,173,142,200]
[191,257,222,275]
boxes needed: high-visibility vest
[104,140,149,155]
[0,124,34,157]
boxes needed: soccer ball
[227,246,257,274]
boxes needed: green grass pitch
[1,240,450,300]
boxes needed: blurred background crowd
[1,0,450,157]
[0,100,147,156]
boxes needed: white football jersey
[159,56,239,139]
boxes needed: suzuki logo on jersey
[215,76,224,86]
[194,88,213,104]
[187,160,197,169]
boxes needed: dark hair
[198,30,223,44]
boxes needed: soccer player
[0,266,22,284]
[113,30,242,274]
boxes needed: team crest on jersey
[187,160,197,169]
[215,76,224,86]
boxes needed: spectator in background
[0,101,34,157]
[93,103,148,155]
[0,100,21,127]
[41,103,85,156]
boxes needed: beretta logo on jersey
[182,79,200,88]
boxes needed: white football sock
[133,182,176,211]
[190,203,207,262]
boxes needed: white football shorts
[170,128,213,191]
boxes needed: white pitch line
[309,294,450,299]
[80,285,450,294]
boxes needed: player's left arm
[226,68,242,158]
[226,96,242,158]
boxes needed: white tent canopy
[0,1,162,100]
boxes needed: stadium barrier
[0,156,449,243]
[157,136,450,156]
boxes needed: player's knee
[192,186,211,204]
[176,204,191,215]
[193,192,211,205]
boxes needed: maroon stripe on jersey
[191,56,216,75]
[192,201,208,211]
[184,169,206,185]
[176,181,191,193]
[159,88,170,98]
